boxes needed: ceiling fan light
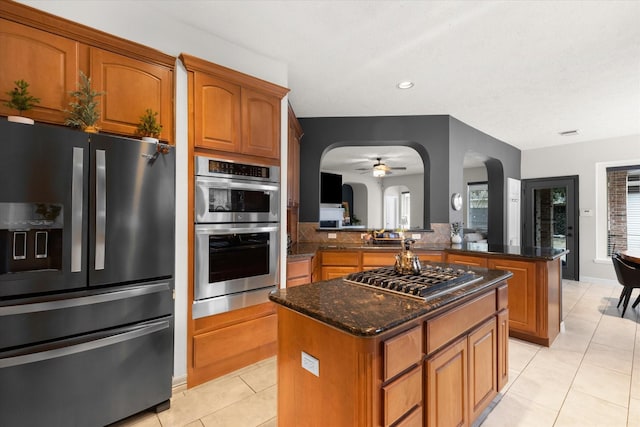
[373,168,386,177]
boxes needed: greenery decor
[136,108,163,139]
[65,71,104,131]
[450,221,463,237]
[4,79,40,115]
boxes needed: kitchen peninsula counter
[290,241,567,347]
[270,266,512,426]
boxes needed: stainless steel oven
[193,156,280,319]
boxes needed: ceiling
[153,0,640,153]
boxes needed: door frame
[522,175,579,280]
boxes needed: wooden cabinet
[321,250,360,280]
[426,336,468,427]
[362,251,396,270]
[0,5,176,142]
[241,88,280,159]
[426,317,498,427]
[90,48,173,140]
[487,257,560,346]
[276,281,508,427]
[181,53,289,161]
[287,105,302,208]
[190,302,276,387]
[0,18,79,124]
[193,72,241,152]
[287,257,313,287]
[419,251,444,263]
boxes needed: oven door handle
[195,176,279,192]
[195,224,279,235]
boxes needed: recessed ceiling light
[397,81,414,89]
[559,129,579,136]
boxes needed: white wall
[18,1,289,386]
[521,134,640,283]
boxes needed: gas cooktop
[344,265,483,302]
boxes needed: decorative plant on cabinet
[4,79,40,125]
[65,71,104,133]
[136,108,163,142]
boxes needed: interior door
[88,134,175,286]
[522,176,579,280]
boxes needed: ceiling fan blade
[389,166,407,170]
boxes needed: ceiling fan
[356,157,407,177]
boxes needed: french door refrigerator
[0,120,175,426]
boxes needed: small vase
[142,136,159,143]
[451,234,462,244]
[83,126,98,134]
[7,115,34,125]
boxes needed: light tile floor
[113,279,640,427]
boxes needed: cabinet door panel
[194,73,241,151]
[321,266,359,281]
[445,253,487,267]
[90,48,173,140]
[242,88,280,159]
[487,258,537,335]
[426,337,467,427]
[0,19,79,123]
[468,318,497,420]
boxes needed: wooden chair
[612,253,640,317]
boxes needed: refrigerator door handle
[95,149,106,270]
[71,147,84,272]
[0,282,171,316]
[0,319,169,369]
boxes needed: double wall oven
[193,156,280,319]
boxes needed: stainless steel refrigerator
[0,120,175,426]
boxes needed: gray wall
[448,117,521,244]
[299,115,521,242]
[299,115,449,227]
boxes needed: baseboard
[172,375,187,394]
[579,276,618,286]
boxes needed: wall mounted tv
[320,172,342,204]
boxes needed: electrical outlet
[360,233,367,239]
[301,351,319,377]
[328,233,337,239]
[411,234,421,239]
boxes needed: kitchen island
[270,265,512,427]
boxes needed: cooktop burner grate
[344,266,483,302]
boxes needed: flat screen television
[320,172,342,204]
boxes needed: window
[467,182,488,232]
[606,166,640,255]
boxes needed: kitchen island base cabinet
[275,278,509,427]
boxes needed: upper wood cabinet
[0,18,79,124]
[90,48,173,141]
[181,53,289,161]
[0,2,176,143]
[242,88,280,159]
[193,73,241,152]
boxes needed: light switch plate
[581,209,593,217]
[301,351,319,377]
[328,233,337,239]
[411,234,421,239]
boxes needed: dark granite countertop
[269,266,512,337]
[287,241,567,261]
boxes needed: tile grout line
[551,280,605,426]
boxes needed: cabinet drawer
[362,252,396,267]
[193,314,276,368]
[287,258,311,279]
[383,365,422,427]
[426,290,496,354]
[445,253,488,267]
[321,251,359,266]
[384,326,422,381]
[287,276,310,287]
[418,251,443,263]
[396,406,423,427]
